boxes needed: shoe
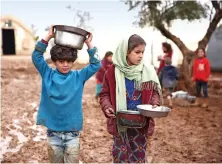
[191,97,201,106]
[201,98,209,108]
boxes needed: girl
[95,51,113,99]
[192,47,211,108]
[157,42,173,75]
[99,34,162,163]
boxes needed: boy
[160,57,179,107]
[32,25,101,163]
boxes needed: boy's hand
[85,33,93,49]
[105,108,116,118]
[44,25,55,42]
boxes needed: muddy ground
[1,56,222,163]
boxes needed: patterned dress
[112,78,148,163]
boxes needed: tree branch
[155,23,190,56]
[211,0,220,12]
[198,9,222,48]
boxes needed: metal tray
[137,105,171,118]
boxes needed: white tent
[207,24,222,72]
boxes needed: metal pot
[53,25,89,50]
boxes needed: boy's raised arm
[32,40,50,77]
[80,33,101,82]
[32,25,54,77]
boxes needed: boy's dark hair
[162,42,173,54]
[128,34,146,53]
[104,51,113,58]
[50,45,78,62]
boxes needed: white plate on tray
[137,105,171,118]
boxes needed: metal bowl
[53,25,89,50]
[137,105,171,118]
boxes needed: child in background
[192,47,211,108]
[32,25,101,163]
[95,51,113,99]
[99,34,162,163]
[160,57,179,108]
[157,42,173,75]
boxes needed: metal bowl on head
[53,25,89,50]
[137,105,171,118]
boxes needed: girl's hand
[158,56,163,61]
[44,25,55,42]
[152,105,158,108]
[105,108,116,118]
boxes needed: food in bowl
[137,105,171,118]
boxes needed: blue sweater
[125,78,142,111]
[32,41,101,132]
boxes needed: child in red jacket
[192,47,211,108]
[95,51,113,100]
[99,34,162,163]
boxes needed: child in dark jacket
[160,57,179,107]
[95,51,113,99]
[32,25,101,163]
[192,47,211,108]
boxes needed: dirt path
[1,58,222,163]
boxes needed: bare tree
[66,5,93,31]
[125,0,222,91]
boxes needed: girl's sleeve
[205,59,211,79]
[150,90,161,106]
[79,47,101,83]
[99,71,113,118]
[32,40,50,77]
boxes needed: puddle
[6,124,28,143]
[8,129,28,143]
[0,123,29,160]
[0,136,23,161]
[33,134,46,142]
[29,123,46,142]
[33,111,37,120]
[12,120,22,130]
[32,126,46,142]
[31,102,38,108]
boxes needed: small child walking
[95,51,113,100]
[159,57,179,107]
